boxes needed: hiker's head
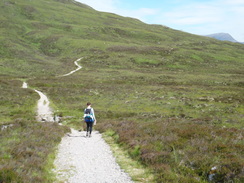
[87,102,91,106]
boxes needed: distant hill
[205,33,238,42]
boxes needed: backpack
[84,108,94,122]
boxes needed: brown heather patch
[97,118,244,182]
[0,120,69,183]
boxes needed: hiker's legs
[86,122,89,136]
[86,122,93,135]
[86,122,89,133]
[88,122,94,137]
[88,122,93,134]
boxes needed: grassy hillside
[0,0,243,182]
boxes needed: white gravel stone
[53,129,133,183]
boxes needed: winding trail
[22,58,133,182]
[58,57,83,77]
[22,58,83,122]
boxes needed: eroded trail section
[54,129,133,183]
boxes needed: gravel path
[34,89,54,122]
[22,58,133,182]
[53,129,133,183]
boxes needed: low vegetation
[0,0,243,182]
[102,130,155,182]
[0,80,70,182]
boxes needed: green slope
[0,0,244,182]
[1,0,243,77]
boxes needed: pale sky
[76,0,244,42]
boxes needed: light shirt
[84,106,96,120]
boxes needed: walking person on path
[83,102,96,137]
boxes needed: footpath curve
[22,58,83,122]
[58,57,83,77]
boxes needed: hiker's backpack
[84,108,94,122]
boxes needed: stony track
[53,129,133,183]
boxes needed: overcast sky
[76,0,244,42]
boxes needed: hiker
[84,102,96,137]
